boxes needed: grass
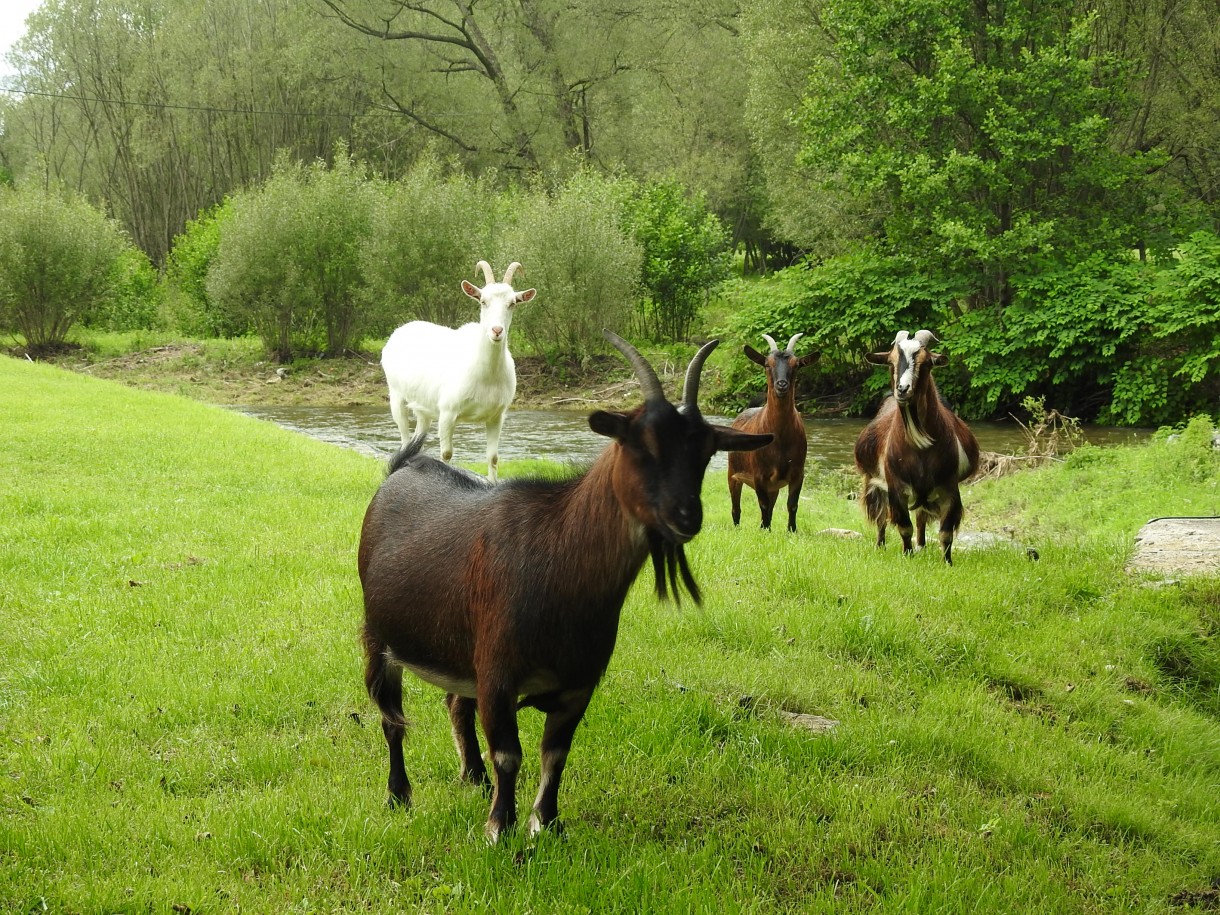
[2,354,1219,913]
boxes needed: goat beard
[647,531,702,606]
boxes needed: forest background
[1,0,1219,427]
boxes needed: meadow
[2,354,1218,914]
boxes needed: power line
[0,84,462,120]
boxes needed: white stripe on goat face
[895,338,924,403]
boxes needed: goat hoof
[527,812,564,837]
[386,791,411,811]
[484,816,515,844]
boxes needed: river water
[234,403,1150,470]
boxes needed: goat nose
[491,326,504,338]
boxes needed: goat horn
[501,262,522,286]
[682,339,719,411]
[785,333,804,354]
[913,329,939,348]
[893,330,910,346]
[603,329,665,404]
[475,260,495,286]
[762,334,779,353]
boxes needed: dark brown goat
[728,333,820,532]
[357,331,770,842]
[853,329,979,564]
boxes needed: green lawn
[2,354,1218,913]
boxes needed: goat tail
[387,428,429,476]
[648,532,703,606]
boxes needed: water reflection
[234,403,1150,470]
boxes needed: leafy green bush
[361,155,502,337]
[714,251,957,411]
[166,200,240,337]
[622,179,731,342]
[500,170,642,355]
[86,246,164,333]
[0,184,131,354]
[207,149,377,361]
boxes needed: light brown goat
[853,329,979,564]
[728,333,820,532]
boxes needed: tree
[795,0,1151,311]
[206,150,377,360]
[0,183,132,354]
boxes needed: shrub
[165,200,241,337]
[86,246,164,333]
[361,155,502,337]
[0,184,131,354]
[499,170,642,355]
[206,148,377,361]
[622,179,732,342]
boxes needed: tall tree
[795,0,1150,311]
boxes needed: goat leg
[479,685,523,843]
[939,492,964,565]
[445,694,489,789]
[786,480,802,533]
[887,490,915,554]
[363,640,411,808]
[755,485,775,531]
[528,687,595,836]
[728,475,743,526]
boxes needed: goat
[357,331,771,842]
[380,260,535,483]
[853,329,980,564]
[727,333,820,532]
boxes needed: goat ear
[865,351,890,365]
[930,351,948,366]
[713,427,772,453]
[743,345,767,367]
[589,410,630,441]
[515,288,537,304]
[461,280,481,301]
[798,351,821,368]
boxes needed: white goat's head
[461,261,537,344]
[865,329,946,405]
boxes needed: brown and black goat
[357,331,771,842]
[727,333,820,532]
[853,329,979,564]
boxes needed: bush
[500,170,642,355]
[87,246,164,333]
[714,251,957,412]
[166,200,241,337]
[622,179,732,342]
[0,184,132,354]
[206,148,377,361]
[361,155,502,337]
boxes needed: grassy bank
[2,355,1218,913]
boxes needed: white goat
[381,261,536,483]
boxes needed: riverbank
[36,336,657,412]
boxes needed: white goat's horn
[475,260,495,286]
[893,330,910,345]
[604,329,665,404]
[913,329,939,348]
[762,334,779,353]
[501,262,522,286]
[682,339,719,411]
[785,333,804,353]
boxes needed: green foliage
[361,154,503,336]
[714,252,957,411]
[207,149,378,361]
[500,170,642,355]
[0,183,131,353]
[86,246,164,333]
[621,179,732,341]
[165,200,240,338]
[796,0,1149,311]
